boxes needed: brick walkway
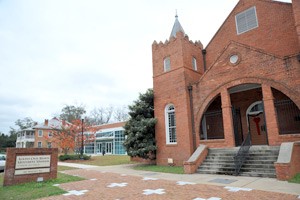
[40,169,299,200]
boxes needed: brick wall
[152,0,300,166]
[275,142,300,180]
[153,32,203,166]
[206,0,299,67]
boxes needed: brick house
[16,118,68,149]
[153,0,300,179]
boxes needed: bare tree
[88,106,113,125]
[113,105,129,122]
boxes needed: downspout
[202,49,207,72]
[188,85,196,151]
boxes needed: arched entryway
[197,82,300,147]
[229,83,264,146]
[246,101,268,145]
[200,95,224,140]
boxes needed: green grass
[63,155,134,166]
[289,173,300,184]
[0,171,84,200]
[133,164,184,174]
[57,165,79,171]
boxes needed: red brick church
[152,0,300,179]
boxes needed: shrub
[59,154,91,161]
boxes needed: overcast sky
[0,0,291,134]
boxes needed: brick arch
[194,77,300,141]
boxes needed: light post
[81,118,84,159]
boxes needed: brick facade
[153,0,300,166]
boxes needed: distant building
[83,122,127,155]
[16,117,67,149]
[16,118,127,155]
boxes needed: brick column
[221,88,235,147]
[262,84,279,145]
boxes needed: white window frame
[165,104,177,144]
[37,141,42,148]
[48,131,53,138]
[235,6,258,35]
[47,142,52,148]
[192,57,197,71]
[38,130,43,137]
[164,57,171,72]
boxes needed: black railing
[234,132,251,176]
[274,99,300,135]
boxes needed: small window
[38,130,43,137]
[47,142,52,148]
[192,57,197,71]
[235,6,258,34]
[164,57,171,72]
[48,131,53,137]
[165,104,177,144]
[38,142,42,148]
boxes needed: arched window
[165,104,176,144]
[164,57,171,72]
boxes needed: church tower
[152,15,204,166]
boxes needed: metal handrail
[234,132,251,175]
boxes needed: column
[262,84,279,145]
[221,88,235,147]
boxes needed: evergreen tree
[123,89,157,160]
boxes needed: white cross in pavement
[142,177,158,181]
[90,178,97,181]
[63,190,88,196]
[193,197,221,200]
[107,183,128,188]
[176,181,196,185]
[224,186,252,192]
[143,188,165,195]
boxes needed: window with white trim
[48,131,53,137]
[47,142,52,148]
[165,104,177,144]
[235,6,258,34]
[192,57,197,71]
[38,142,42,148]
[164,57,171,72]
[38,130,43,137]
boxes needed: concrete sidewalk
[58,162,300,196]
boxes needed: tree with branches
[46,119,97,155]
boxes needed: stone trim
[183,145,208,174]
[274,141,300,180]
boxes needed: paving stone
[40,169,298,200]
[209,178,237,184]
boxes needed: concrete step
[197,146,280,178]
[239,171,276,178]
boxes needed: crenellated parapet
[152,32,203,49]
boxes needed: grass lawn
[133,164,184,174]
[62,155,134,166]
[0,167,84,200]
[57,165,79,171]
[289,173,300,184]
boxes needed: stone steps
[197,146,280,178]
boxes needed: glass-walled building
[83,122,127,155]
